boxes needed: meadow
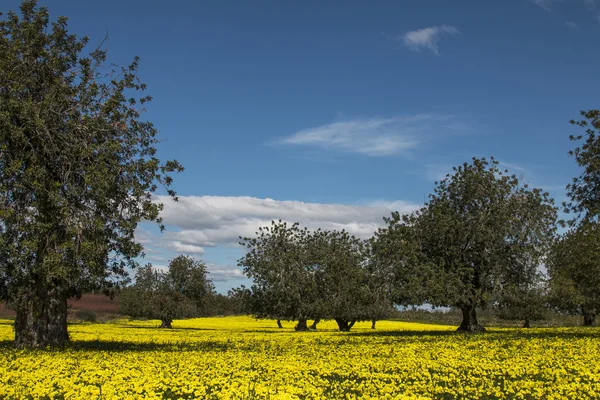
[1,317,599,399]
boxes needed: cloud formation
[276,114,468,157]
[143,195,420,252]
[401,25,459,55]
[532,0,553,10]
[564,20,579,28]
[206,263,246,282]
[532,0,595,11]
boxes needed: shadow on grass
[349,327,600,340]
[111,324,218,332]
[0,338,233,352]
[2,326,600,353]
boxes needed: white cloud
[401,25,459,55]
[141,195,420,252]
[276,114,469,157]
[564,20,579,28]
[532,0,553,10]
[163,241,206,255]
[533,0,595,11]
[206,263,246,282]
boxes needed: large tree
[119,256,215,328]
[380,157,557,332]
[0,1,182,347]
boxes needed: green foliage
[494,284,548,327]
[238,221,319,324]
[239,221,390,331]
[547,222,600,325]
[0,1,182,346]
[565,109,600,224]
[308,229,384,330]
[377,157,557,331]
[552,109,600,326]
[119,256,215,328]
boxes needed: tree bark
[14,284,69,348]
[348,320,356,329]
[522,318,531,328]
[583,313,596,326]
[277,319,283,328]
[335,318,353,332]
[295,318,310,331]
[310,319,320,330]
[160,319,173,329]
[371,319,376,329]
[457,304,485,333]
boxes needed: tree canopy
[565,109,600,224]
[376,157,557,332]
[238,221,389,331]
[119,256,215,328]
[547,222,600,326]
[0,1,182,347]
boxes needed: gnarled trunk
[371,319,376,329]
[310,319,320,330]
[522,318,531,328]
[457,304,485,333]
[160,319,173,329]
[335,318,355,332]
[277,319,283,328]
[14,284,69,348]
[295,318,309,331]
[583,313,596,326]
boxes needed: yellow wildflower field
[1,317,599,399]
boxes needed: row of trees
[235,112,600,332]
[236,158,558,332]
[237,225,394,331]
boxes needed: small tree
[494,283,548,328]
[380,157,557,332]
[119,256,214,328]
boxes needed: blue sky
[4,0,599,292]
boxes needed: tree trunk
[160,319,173,329]
[310,319,320,330]
[583,313,596,326]
[335,318,352,332]
[14,284,69,348]
[295,318,310,331]
[348,320,356,329]
[457,304,485,333]
[277,319,283,328]
[522,318,531,328]
[371,319,376,329]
